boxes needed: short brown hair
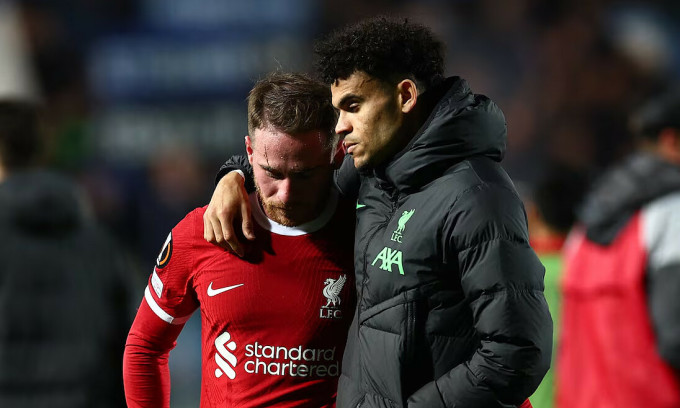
[248,72,337,149]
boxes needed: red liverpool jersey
[131,191,355,407]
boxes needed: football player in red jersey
[123,73,356,408]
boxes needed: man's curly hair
[314,16,445,89]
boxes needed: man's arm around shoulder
[204,153,361,255]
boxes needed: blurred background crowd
[1,0,679,406]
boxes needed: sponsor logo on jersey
[156,232,173,269]
[207,282,244,297]
[214,331,340,379]
[320,274,346,319]
[151,269,163,298]
[372,246,405,275]
[391,209,415,243]
[215,331,238,379]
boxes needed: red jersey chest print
[146,191,355,407]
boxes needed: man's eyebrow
[260,164,321,174]
[259,164,280,174]
[291,165,322,174]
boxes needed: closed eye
[261,166,284,180]
[291,167,322,180]
[293,171,313,180]
[337,94,362,113]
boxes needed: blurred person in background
[123,73,356,408]
[0,100,138,407]
[558,90,680,408]
[204,17,551,408]
[522,167,587,408]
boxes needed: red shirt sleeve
[123,298,184,408]
[123,213,201,407]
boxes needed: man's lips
[343,140,358,154]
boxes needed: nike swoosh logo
[356,203,366,209]
[207,282,244,297]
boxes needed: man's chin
[352,155,373,171]
[351,155,366,170]
[271,215,297,227]
[265,207,306,227]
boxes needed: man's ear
[245,135,254,165]
[397,79,418,114]
[332,138,345,169]
[658,128,680,164]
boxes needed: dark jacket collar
[374,76,507,192]
[579,152,680,244]
[0,170,89,235]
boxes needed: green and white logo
[391,209,415,243]
[371,246,404,275]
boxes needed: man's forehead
[257,160,322,174]
[253,151,328,174]
[331,72,378,103]
[252,126,323,145]
[251,127,329,161]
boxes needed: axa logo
[214,331,237,379]
[391,209,415,243]
[320,274,346,319]
[371,247,404,275]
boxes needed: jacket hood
[0,170,89,235]
[382,76,507,191]
[579,152,680,245]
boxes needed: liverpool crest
[320,274,346,319]
[391,209,415,243]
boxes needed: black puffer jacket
[579,152,680,244]
[217,77,552,408]
[334,77,551,408]
[0,171,138,408]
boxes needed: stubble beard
[255,184,299,227]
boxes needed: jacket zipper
[359,224,387,310]
[356,188,400,401]
[358,193,400,309]
[405,300,416,371]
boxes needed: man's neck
[381,92,437,167]
[405,80,448,142]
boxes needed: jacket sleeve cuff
[215,155,255,193]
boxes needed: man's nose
[278,178,304,204]
[335,111,351,136]
[277,178,292,203]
